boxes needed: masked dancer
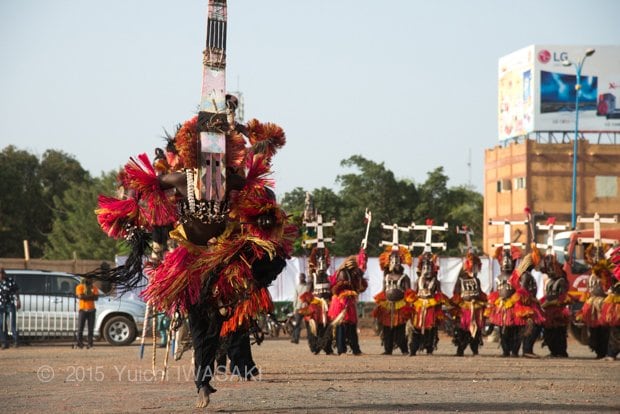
[372,245,413,355]
[451,249,487,356]
[92,2,295,405]
[408,220,449,356]
[577,244,614,359]
[328,255,368,355]
[601,246,620,360]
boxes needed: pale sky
[1,0,619,198]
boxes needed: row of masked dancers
[296,243,620,360]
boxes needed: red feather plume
[95,195,142,239]
[123,154,177,226]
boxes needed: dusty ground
[0,328,618,414]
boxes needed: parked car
[5,269,146,346]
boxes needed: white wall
[268,256,512,302]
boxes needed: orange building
[483,139,620,255]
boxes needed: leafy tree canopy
[0,146,46,257]
[0,145,94,257]
[44,172,119,260]
[283,156,483,258]
[40,149,90,212]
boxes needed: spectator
[75,277,99,349]
[0,268,20,349]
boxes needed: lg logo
[537,49,569,64]
[538,50,551,63]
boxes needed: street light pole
[562,48,595,229]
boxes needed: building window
[514,177,526,190]
[497,179,512,192]
[595,176,617,198]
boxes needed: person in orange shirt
[75,277,99,348]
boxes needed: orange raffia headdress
[173,116,286,173]
[513,244,541,278]
[493,245,522,262]
[379,245,413,270]
[173,116,199,170]
[587,244,614,290]
[463,251,482,273]
[585,243,611,266]
[529,243,541,268]
[309,247,331,270]
[585,243,613,279]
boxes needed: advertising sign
[498,45,620,141]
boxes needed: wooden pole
[152,312,157,372]
[139,302,151,359]
[161,323,172,381]
[23,240,30,269]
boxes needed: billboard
[498,45,620,141]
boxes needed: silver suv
[6,269,146,346]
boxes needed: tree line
[281,155,483,257]
[0,145,119,259]
[0,146,483,260]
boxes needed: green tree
[413,167,450,220]
[40,149,90,232]
[311,187,341,224]
[445,185,484,256]
[280,186,341,256]
[408,167,451,256]
[0,146,91,257]
[336,155,418,256]
[44,172,119,260]
[0,146,45,257]
[411,167,483,256]
[281,157,483,258]
[280,187,307,214]
[307,187,341,254]
[280,187,310,255]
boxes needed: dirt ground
[1,328,618,414]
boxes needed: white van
[5,269,146,346]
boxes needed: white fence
[7,294,78,339]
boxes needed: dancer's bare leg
[195,386,210,408]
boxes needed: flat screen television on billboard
[540,70,598,114]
